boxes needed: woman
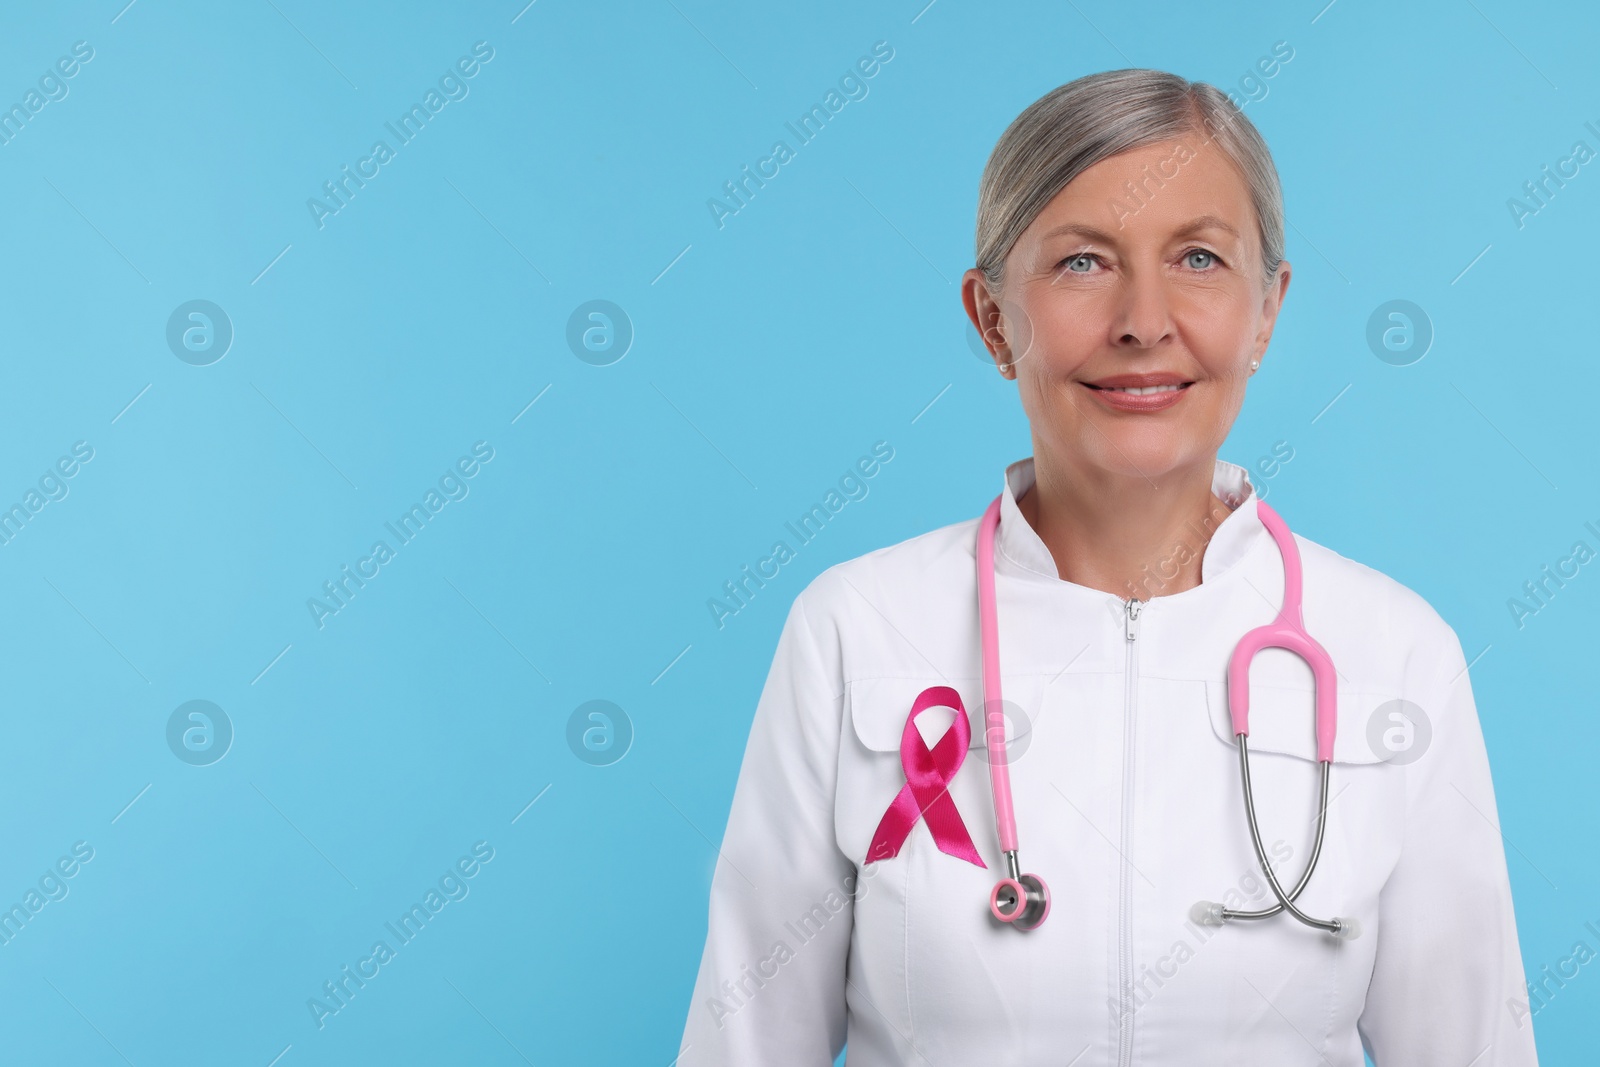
[678,69,1538,1066]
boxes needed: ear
[962,268,1014,378]
[1252,259,1291,366]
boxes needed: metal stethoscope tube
[1187,739,1358,939]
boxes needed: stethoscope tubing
[976,491,1357,939]
[977,496,1050,929]
[975,496,1017,854]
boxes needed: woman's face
[964,134,1290,486]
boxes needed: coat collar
[994,455,1265,596]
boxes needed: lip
[1079,372,1193,413]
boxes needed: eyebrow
[1039,214,1242,244]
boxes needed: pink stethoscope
[976,492,1360,940]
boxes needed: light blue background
[0,0,1590,1063]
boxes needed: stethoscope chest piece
[990,864,1050,930]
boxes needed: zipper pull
[1125,597,1142,641]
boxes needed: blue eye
[1185,249,1218,269]
[1058,253,1097,273]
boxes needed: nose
[1108,264,1176,350]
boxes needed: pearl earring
[1249,360,1260,374]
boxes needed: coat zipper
[1117,596,1142,1067]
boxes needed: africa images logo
[705,40,895,230]
[307,441,495,630]
[306,41,496,230]
[707,441,894,629]
[306,841,495,1030]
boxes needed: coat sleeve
[1357,626,1541,1065]
[677,585,855,1066]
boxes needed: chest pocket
[836,675,1048,869]
[1202,644,1407,764]
[1202,680,1398,764]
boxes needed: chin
[1081,436,1208,481]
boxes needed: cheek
[1173,301,1257,441]
[1188,364,1251,447]
[1175,302,1259,380]
[1178,285,1260,352]
[1018,295,1099,370]
[1204,372,1249,417]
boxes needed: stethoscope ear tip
[1330,916,1362,940]
[1189,900,1226,926]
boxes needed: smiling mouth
[1086,382,1192,395]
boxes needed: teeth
[1104,383,1183,395]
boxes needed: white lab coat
[678,456,1539,1066]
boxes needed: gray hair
[974,69,1284,293]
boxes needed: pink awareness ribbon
[864,685,987,869]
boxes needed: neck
[1016,453,1235,601]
